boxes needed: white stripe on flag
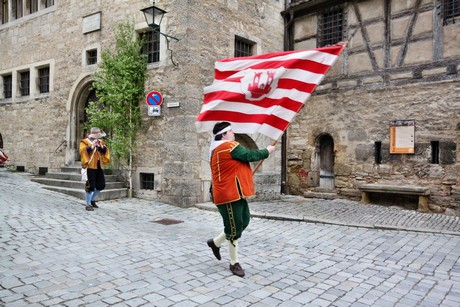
[215,50,339,71]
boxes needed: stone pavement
[197,197,460,236]
[1,168,460,306]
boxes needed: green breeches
[217,198,250,242]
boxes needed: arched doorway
[66,74,96,165]
[319,134,335,189]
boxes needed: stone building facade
[0,0,284,206]
[282,0,460,214]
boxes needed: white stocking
[228,239,239,265]
[213,231,226,247]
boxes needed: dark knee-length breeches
[217,198,250,242]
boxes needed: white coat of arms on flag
[240,67,286,101]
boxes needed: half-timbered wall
[286,0,460,214]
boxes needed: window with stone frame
[19,71,30,96]
[140,29,160,64]
[140,173,155,190]
[234,36,255,57]
[3,74,12,99]
[317,6,345,47]
[38,66,50,93]
[442,0,459,25]
[1,0,8,24]
[86,49,98,65]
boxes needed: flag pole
[252,140,278,174]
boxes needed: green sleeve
[231,144,269,162]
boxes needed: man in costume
[207,122,275,277]
[80,127,110,211]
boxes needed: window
[38,67,49,93]
[140,173,155,190]
[3,75,12,98]
[13,0,23,19]
[318,7,345,47]
[19,71,30,96]
[443,0,459,25]
[431,141,440,164]
[140,30,160,64]
[26,0,38,14]
[374,141,382,165]
[234,36,254,57]
[1,0,8,24]
[42,0,53,8]
[86,49,98,65]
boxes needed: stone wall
[0,0,284,207]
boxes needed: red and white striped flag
[195,45,345,140]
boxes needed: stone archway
[66,74,96,165]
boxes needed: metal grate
[234,36,254,57]
[86,49,97,65]
[140,173,154,190]
[38,67,49,93]
[153,218,183,225]
[20,71,30,96]
[141,29,160,63]
[443,0,459,25]
[318,7,345,47]
[3,75,12,98]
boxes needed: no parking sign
[146,91,162,117]
[146,91,163,106]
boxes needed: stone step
[31,177,124,189]
[304,191,338,200]
[41,185,127,200]
[45,172,118,182]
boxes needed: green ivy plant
[86,20,147,195]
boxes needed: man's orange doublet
[211,141,254,205]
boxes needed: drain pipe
[280,6,294,194]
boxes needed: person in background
[207,122,276,277]
[80,127,110,211]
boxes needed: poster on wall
[390,120,415,154]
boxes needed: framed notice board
[390,120,415,154]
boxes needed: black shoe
[91,201,99,208]
[229,263,245,277]
[85,206,94,211]
[207,239,221,260]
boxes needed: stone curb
[194,202,460,236]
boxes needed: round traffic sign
[146,91,163,106]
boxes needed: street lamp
[141,3,179,42]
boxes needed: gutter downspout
[281,8,295,195]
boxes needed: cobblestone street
[1,169,460,306]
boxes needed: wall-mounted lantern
[141,2,179,65]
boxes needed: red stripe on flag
[203,90,304,112]
[196,110,289,132]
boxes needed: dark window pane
[87,49,98,65]
[3,75,12,98]
[141,29,160,63]
[234,36,254,57]
[318,8,344,47]
[38,67,50,93]
[443,0,460,25]
[1,0,9,24]
[20,71,30,96]
[140,173,155,190]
